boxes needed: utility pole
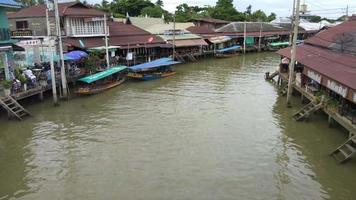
[243,21,246,54]
[289,0,296,45]
[286,0,301,106]
[345,5,349,21]
[45,8,50,36]
[54,0,67,98]
[172,13,176,60]
[104,14,110,68]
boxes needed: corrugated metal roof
[167,39,208,47]
[305,20,356,54]
[191,18,229,24]
[64,35,165,49]
[126,16,165,30]
[216,22,287,33]
[159,33,202,41]
[108,21,150,36]
[186,26,216,35]
[0,0,21,8]
[7,2,106,18]
[277,44,356,90]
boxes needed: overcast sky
[161,0,356,19]
[84,0,356,19]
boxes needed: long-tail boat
[127,57,181,81]
[76,66,127,95]
[215,45,241,58]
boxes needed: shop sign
[327,80,348,97]
[17,39,41,46]
[307,69,321,83]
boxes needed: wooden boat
[75,66,127,95]
[127,57,180,81]
[215,52,239,58]
[127,71,176,81]
[76,78,125,95]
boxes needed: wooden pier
[267,70,356,163]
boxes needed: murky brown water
[1,52,355,200]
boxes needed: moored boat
[214,45,241,58]
[127,57,180,81]
[75,66,127,95]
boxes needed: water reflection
[0,53,355,199]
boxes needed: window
[16,21,28,30]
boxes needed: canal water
[1,52,356,200]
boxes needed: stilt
[39,91,44,101]
[328,115,335,128]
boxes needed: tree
[155,0,163,7]
[141,6,163,18]
[245,5,252,15]
[309,15,322,22]
[250,10,267,21]
[267,12,276,21]
[110,0,155,17]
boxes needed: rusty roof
[277,44,356,90]
[186,26,216,35]
[108,21,151,36]
[191,18,230,24]
[304,20,356,54]
[7,2,106,18]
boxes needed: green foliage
[84,51,102,74]
[309,15,322,23]
[2,80,12,89]
[267,13,277,22]
[141,6,163,18]
[110,0,154,17]
[14,67,22,79]
[155,0,163,7]
[18,75,27,83]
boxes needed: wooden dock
[267,70,356,163]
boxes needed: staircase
[265,70,279,81]
[187,54,197,62]
[292,101,323,121]
[279,84,288,96]
[175,55,185,63]
[330,135,356,163]
[0,96,31,120]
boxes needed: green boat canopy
[78,66,127,84]
[269,42,290,47]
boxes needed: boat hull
[127,71,176,81]
[75,78,126,95]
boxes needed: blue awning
[216,45,241,53]
[129,58,181,72]
[0,0,21,8]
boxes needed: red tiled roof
[277,44,356,90]
[7,2,106,18]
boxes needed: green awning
[78,66,127,83]
[269,42,289,47]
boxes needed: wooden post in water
[50,39,58,106]
[243,21,246,54]
[286,0,300,106]
[172,13,176,60]
[258,22,262,52]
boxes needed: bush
[2,80,12,89]
[19,75,27,83]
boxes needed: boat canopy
[269,42,289,47]
[78,66,127,84]
[216,45,241,53]
[129,57,181,72]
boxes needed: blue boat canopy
[129,57,181,72]
[0,0,21,8]
[216,45,241,53]
[78,66,127,84]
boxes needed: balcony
[66,18,105,37]
[0,28,11,41]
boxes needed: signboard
[327,80,348,97]
[11,30,33,37]
[306,69,322,84]
[17,39,41,46]
[126,52,133,60]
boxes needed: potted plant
[2,80,12,96]
[19,75,27,91]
